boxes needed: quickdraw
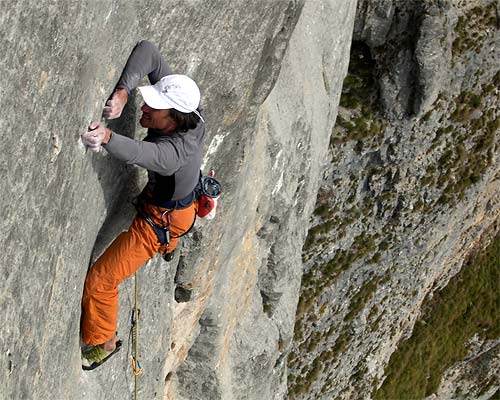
[130,273,143,400]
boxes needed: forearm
[103,132,180,175]
[116,40,173,93]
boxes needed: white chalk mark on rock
[202,132,229,171]
[272,171,284,196]
[105,9,113,22]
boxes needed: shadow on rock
[88,92,144,264]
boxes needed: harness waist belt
[142,191,195,209]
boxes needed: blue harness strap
[135,206,171,246]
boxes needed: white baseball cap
[138,74,204,122]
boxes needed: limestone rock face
[0,0,355,399]
[172,2,357,399]
[355,0,456,118]
[2,0,496,399]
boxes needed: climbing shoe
[82,340,122,370]
[163,249,175,262]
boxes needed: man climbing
[80,40,205,370]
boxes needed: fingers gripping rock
[81,121,106,153]
[89,121,100,130]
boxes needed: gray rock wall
[4,0,494,399]
[172,1,357,399]
[0,0,355,399]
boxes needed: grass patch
[422,80,499,207]
[344,277,378,322]
[452,3,498,59]
[373,232,500,399]
[313,203,332,219]
[318,233,377,287]
[287,357,324,398]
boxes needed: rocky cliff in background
[0,1,356,399]
[288,0,499,399]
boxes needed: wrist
[116,87,129,101]
[102,128,112,145]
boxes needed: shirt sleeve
[115,40,173,94]
[104,132,184,176]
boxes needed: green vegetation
[313,203,331,219]
[291,228,384,398]
[290,244,387,397]
[490,388,500,399]
[332,42,385,147]
[424,5,500,207]
[302,233,378,300]
[344,277,378,322]
[303,202,365,254]
[288,328,353,399]
[302,217,338,251]
[452,3,498,59]
[289,5,499,399]
[350,360,368,386]
[378,241,389,251]
[420,75,499,207]
[330,329,351,359]
[369,310,385,333]
[373,232,500,399]
[450,90,483,123]
[317,302,328,319]
[288,356,324,398]
[334,115,384,144]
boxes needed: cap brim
[138,85,174,110]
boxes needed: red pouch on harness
[197,195,217,219]
[196,171,221,220]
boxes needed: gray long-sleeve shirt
[103,40,205,202]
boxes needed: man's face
[140,104,177,131]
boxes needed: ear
[164,109,173,119]
[162,109,178,131]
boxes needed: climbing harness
[135,169,221,259]
[136,206,172,247]
[135,203,195,261]
[135,196,196,260]
[130,272,143,400]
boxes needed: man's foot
[82,340,122,370]
[163,249,175,262]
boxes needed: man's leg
[81,216,160,346]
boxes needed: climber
[79,40,205,370]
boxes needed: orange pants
[81,201,196,345]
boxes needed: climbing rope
[131,272,143,400]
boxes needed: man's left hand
[81,122,111,152]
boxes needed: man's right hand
[81,122,110,152]
[102,88,128,119]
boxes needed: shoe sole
[82,340,123,371]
